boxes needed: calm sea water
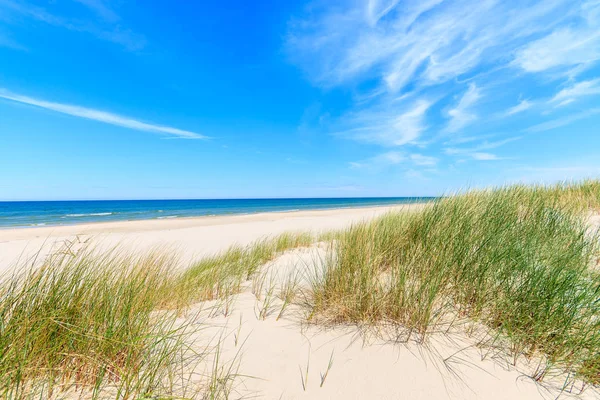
[0,198,433,228]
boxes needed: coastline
[0,203,425,273]
[0,202,426,236]
[0,198,433,230]
[2,183,600,400]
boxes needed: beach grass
[309,180,600,384]
[1,180,600,398]
[168,231,314,309]
[0,246,195,399]
[0,232,315,399]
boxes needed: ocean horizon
[0,197,434,228]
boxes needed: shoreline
[2,182,600,400]
[0,199,434,230]
[0,203,425,272]
[0,202,426,238]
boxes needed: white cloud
[0,90,207,139]
[337,99,431,146]
[288,0,600,170]
[0,0,145,50]
[514,28,600,73]
[74,0,119,22]
[505,99,533,116]
[351,150,438,169]
[445,136,518,161]
[472,152,501,161]
[288,0,576,92]
[525,108,600,132]
[350,151,405,169]
[410,154,438,166]
[445,136,520,155]
[446,84,481,133]
[550,78,600,106]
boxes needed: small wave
[157,210,164,213]
[158,215,178,219]
[31,223,46,226]
[268,209,301,213]
[64,212,113,218]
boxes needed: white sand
[0,205,420,273]
[1,205,597,399]
[187,246,596,400]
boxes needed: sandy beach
[2,201,597,400]
[0,204,419,273]
[3,0,598,397]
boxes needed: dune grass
[0,246,191,399]
[169,232,314,309]
[309,180,600,384]
[2,180,600,398]
[532,179,600,212]
[0,232,315,399]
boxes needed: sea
[0,198,433,228]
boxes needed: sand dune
[184,245,597,399]
[1,203,598,399]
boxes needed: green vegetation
[1,180,599,398]
[0,247,191,399]
[170,232,314,309]
[310,180,600,384]
[0,233,314,399]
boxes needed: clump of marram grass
[169,232,315,309]
[0,245,201,400]
[310,182,600,384]
[0,231,317,398]
[532,179,600,212]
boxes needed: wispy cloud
[288,0,600,176]
[74,0,119,22]
[410,154,438,166]
[445,136,518,161]
[525,108,600,133]
[0,90,207,139]
[350,151,405,169]
[445,136,520,155]
[550,78,600,107]
[471,152,502,161]
[446,84,481,133]
[288,0,576,92]
[350,151,437,169]
[0,0,145,51]
[336,99,432,146]
[514,27,600,74]
[505,99,533,116]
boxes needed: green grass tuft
[310,181,600,383]
[0,247,196,399]
[0,232,315,398]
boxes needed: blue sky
[0,0,599,200]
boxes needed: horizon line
[0,196,439,203]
